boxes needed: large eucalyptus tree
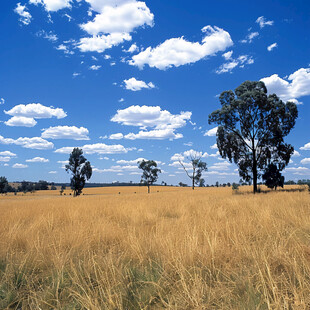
[209,81,298,193]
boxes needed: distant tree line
[0,178,58,194]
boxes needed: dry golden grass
[0,186,310,309]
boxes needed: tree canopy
[65,148,92,196]
[209,80,298,193]
[262,163,285,190]
[138,160,161,193]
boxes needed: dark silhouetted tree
[262,163,284,190]
[138,160,161,193]
[0,177,8,194]
[209,80,298,193]
[65,148,92,197]
[179,152,207,190]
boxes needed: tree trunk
[253,153,258,194]
[148,184,150,194]
[192,178,194,190]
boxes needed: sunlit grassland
[0,186,309,309]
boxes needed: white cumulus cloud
[123,77,155,91]
[261,67,310,103]
[204,127,218,136]
[41,126,90,140]
[129,25,233,70]
[80,1,154,35]
[0,135,54,150]
[29,0,72,12]
[5,103,67,119]
[12,163,28,169]
[4,116,37,127]
[300,143,310,151]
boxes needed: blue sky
[0,0,310,185]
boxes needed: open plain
[0,186,310,309]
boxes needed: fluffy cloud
[123,77,155,91]
[0,135,54,150]
[5,103,67,119]
[222,50,233,60]
[26,157,49,163]
[80,1,153,35]
[111,105,191,140]
[0,98,5,105]
[129,26,233,70]
[77,33,132,53]
[300,143,310,151]
[29,0,72,12]
[12,163,28,168]
[125,43,139,53]
[0,151,17,157]
[204,127,218,136]
[292,150,301,157]
[77,1,153,53]
[261,68,310,103]
[111,105,191,130]
[14,3,32,25]
[55,143,129,154]
[41,126,90,140]
[301,158,310,165]
[267,43,277,51]
[256,16,274,28]
[109,133,124,140]
[4,116,37,127]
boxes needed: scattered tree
[199,178,205,187]
[209,80,298,193]
[179,152,207,190]
[138,160,161,193]
[179,182,188,187]
[65,148,92,197]
[262,163,284,190]
[0,177,8,194]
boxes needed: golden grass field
[0,186,310,309]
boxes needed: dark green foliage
[232,183,239,190]
[209,80,298,193]
[34,180,49,191]
[138,160,161,193]
[179,154,207,190]
[65,148,92,197]
[262,163,284,190]
[0,177,8,194]
[18,181,35,193]
[199,178,205,187]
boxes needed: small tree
[199,178,205,187]
[138,160,161,193]
[0,177,8,194]
[179,153,207,190]
[65,148,92,197]
[262,163,284,190]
